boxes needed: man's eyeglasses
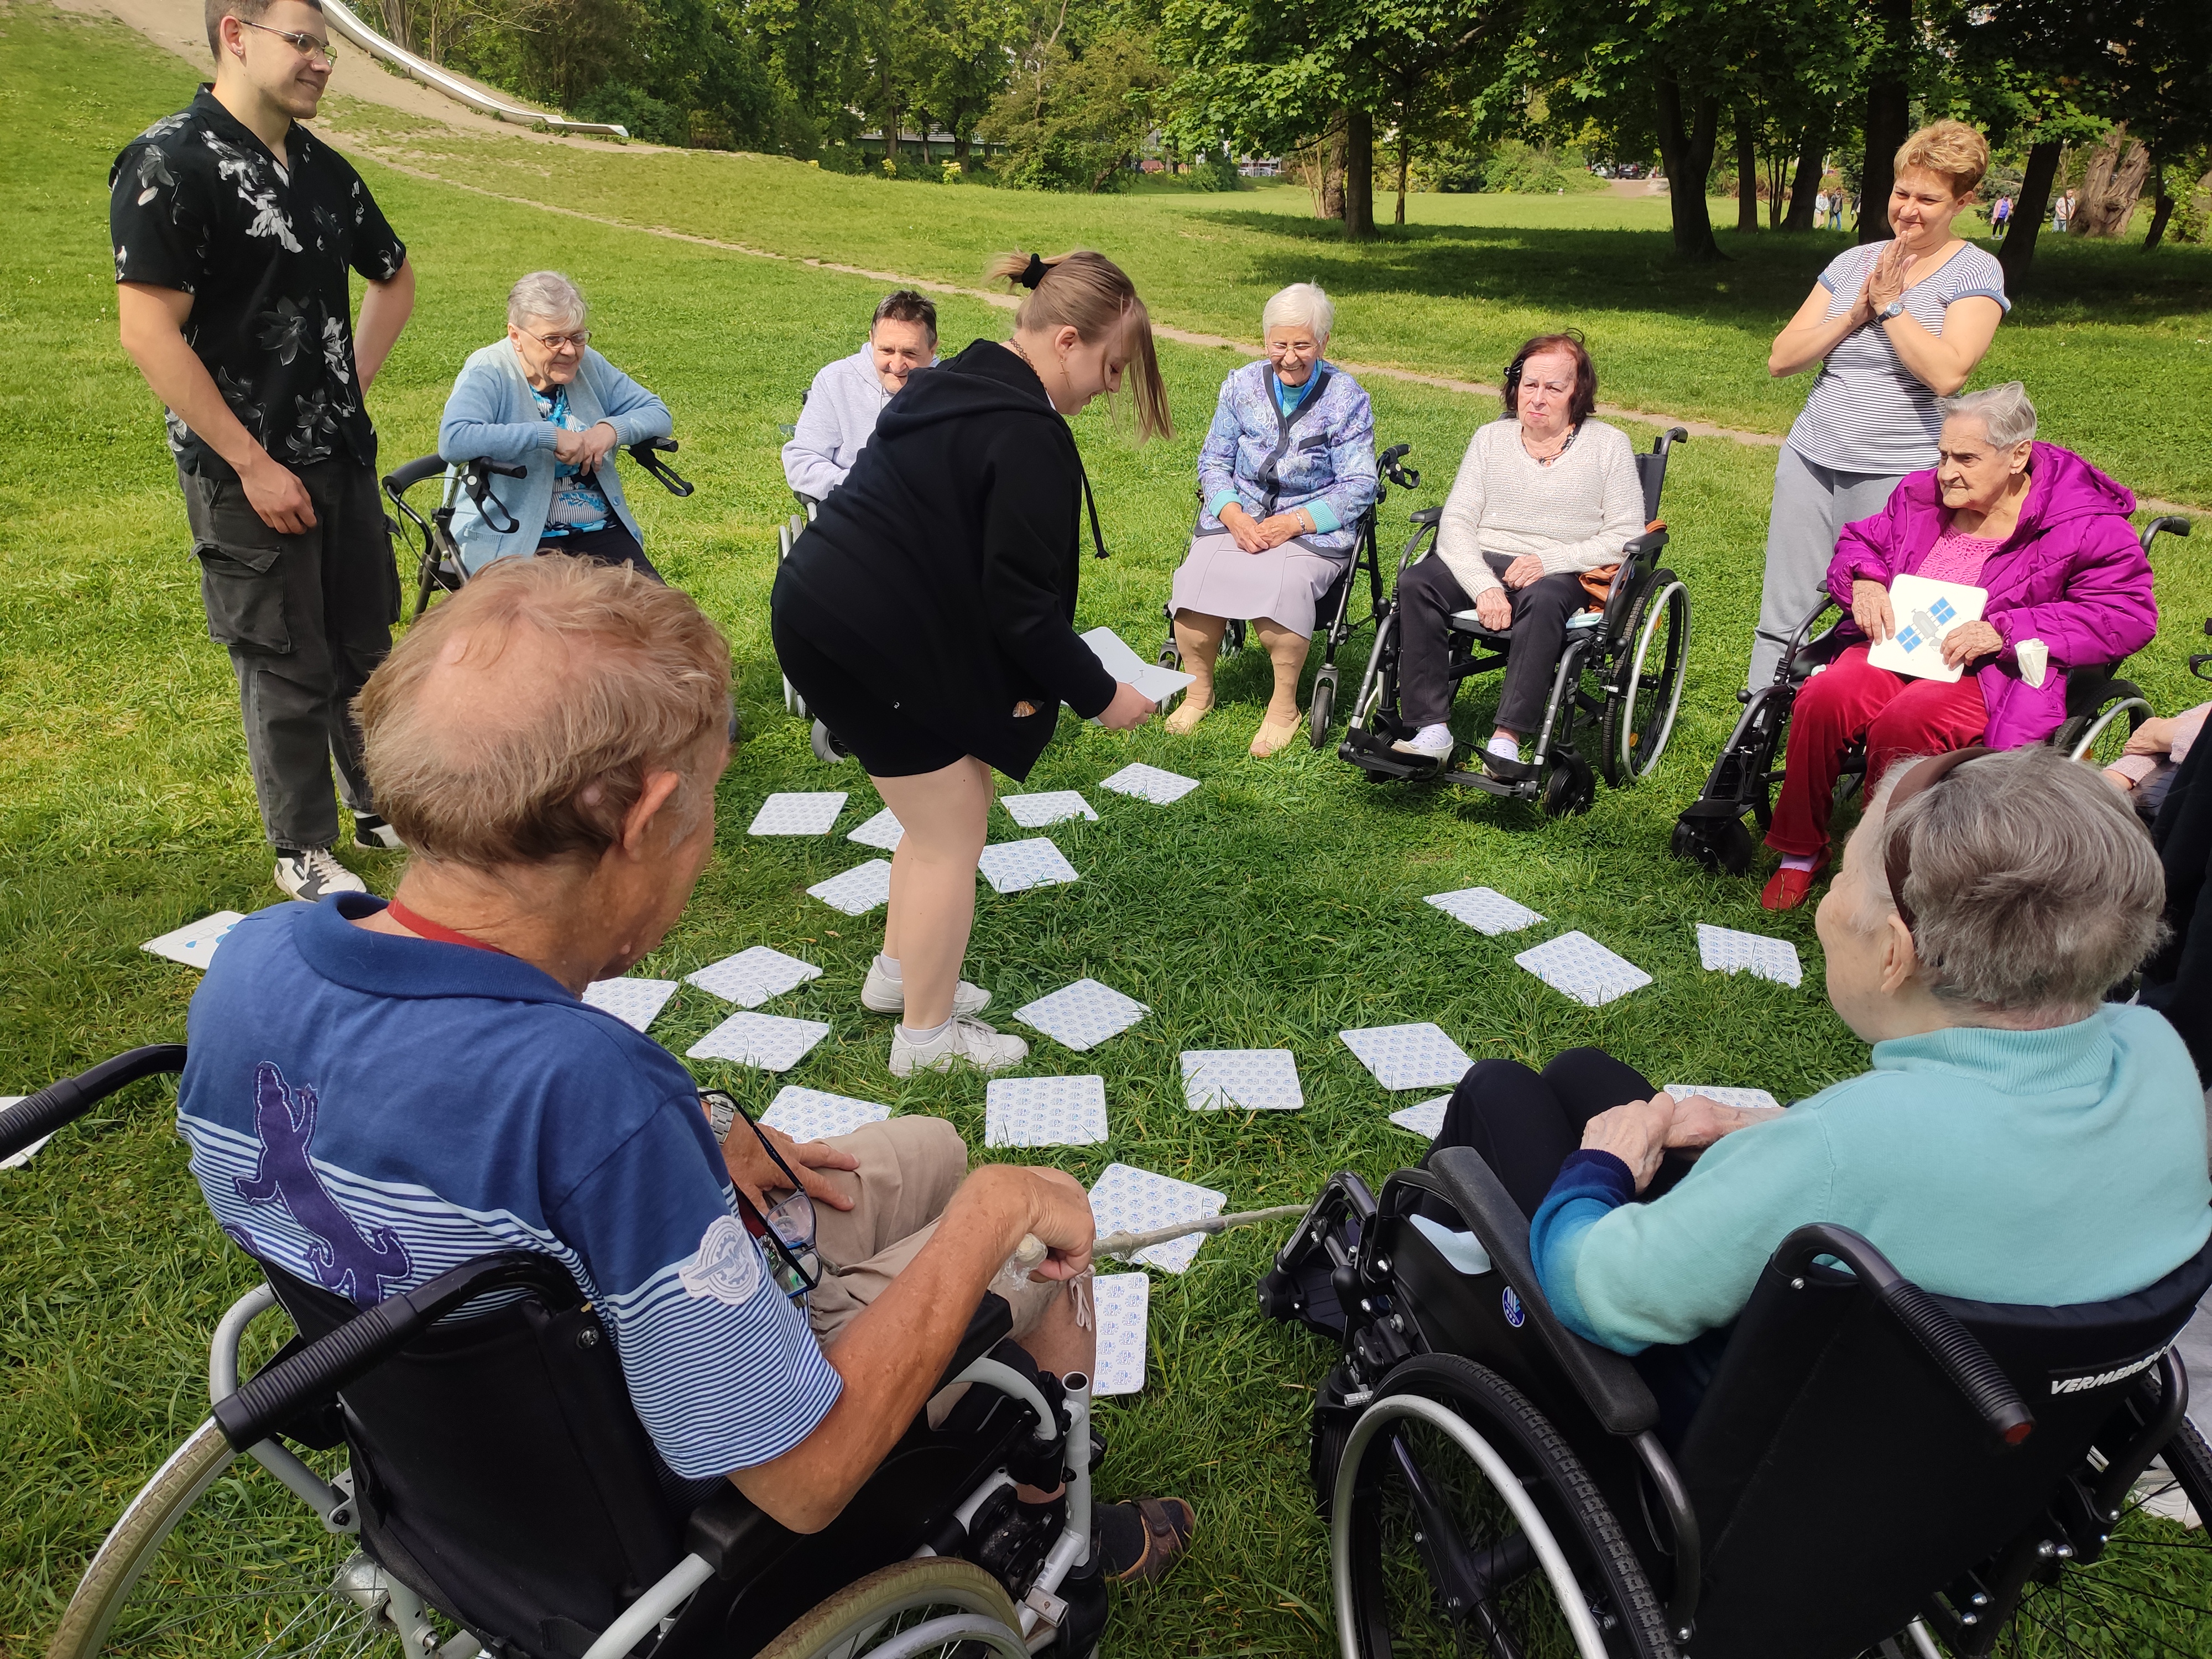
[520,327,592,352]
[704,1091,820,1303]
[239,19,337,62]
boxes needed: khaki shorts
[804,1115,1070,1347]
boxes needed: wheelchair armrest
[0,1044,186,1165]
[933,1292,1014,1396]
[1407,506,1442,527]
[1425,1147,1660,1436]
[1621,526,1668,564]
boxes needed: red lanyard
[385,899,512,957]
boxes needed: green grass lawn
[1,8,2208,1653]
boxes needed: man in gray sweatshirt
[781,290,939,502]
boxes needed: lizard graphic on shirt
[235,1061,413,1304]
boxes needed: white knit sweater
[1432,419,1646,598]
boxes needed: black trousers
[538,521,660,582]
[1426,1047,1719,1444]
[181,460,398,852]
[1395,552,1590,734]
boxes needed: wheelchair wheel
[812,719,853,765]
[2055,681,2150,770]
[1542,752,1597,818]
[1670,812,1756,878]
[755,1556,1027,1659]
[1600,576,1689,787]
[1309,669,1337,749]
[49,1421,444,1658]
[1333,1355,1674,1659]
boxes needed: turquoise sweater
[1531,1006,2212,1354]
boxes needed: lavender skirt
[1169,530,1349,640]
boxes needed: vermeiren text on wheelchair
[7,558,1192,1659]
[1263,743,2212,1658]
[1338,331,1691,817]
[1672,382,2177,899]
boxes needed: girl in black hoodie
[772,250,1171,1078]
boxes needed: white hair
[1262,282,1334,343]
[507,270,587,330]
[1940,381,2037,448]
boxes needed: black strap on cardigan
[1256,366,1334,518]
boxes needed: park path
[59,0,2203,515]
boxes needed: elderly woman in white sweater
[1392,332,1646,778]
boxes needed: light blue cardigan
[438,341,674,572]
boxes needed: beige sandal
[1249,713,1301,757]
[1164,695,1213,736]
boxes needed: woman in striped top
[1748,121,2011,690]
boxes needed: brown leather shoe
[1094,1497,1194,1584]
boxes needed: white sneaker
[890,1015,1030,1077]
[274,847,368,902]
[352,811,405,851]
[861,960,991,1017]
[1391,723,1455,760]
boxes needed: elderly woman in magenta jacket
[439,270,672,577]
[1761,380,2154,909]
[1165,281,1376,757]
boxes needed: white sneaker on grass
[1391,723,1455,760]
[889,1015,1029,1077]
[274,847,368,902]
[860,958,991,1017]
[353,811,405,851]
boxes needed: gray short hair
[508,270,587,330]
[1857,745,2163,1018]
[1262,282,1334,343]
[1940,381,2037,448]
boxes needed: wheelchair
[1155,442,1425,750]
[384,438,695,620]
[1337,430,1692,817]
[1672,515,2193,876]
[771,489,853,769]
[1259,1144,2212,1658]
[4,1050,1107,1659]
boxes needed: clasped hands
[1851,239,1918,326]
[1579,1091,1783,1192]
[1219,500,1311,554]
[552,419,620,470]
[1850,578,2002,666]
[1473,555,1547,629]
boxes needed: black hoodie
[770,340,1118,780]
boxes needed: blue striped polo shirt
[178,895,839,1480]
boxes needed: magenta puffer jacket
[1828,442,2155,748]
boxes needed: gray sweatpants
[1746,446,1908,689]
[179,460,399,851]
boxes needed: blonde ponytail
[988,249,1172,442]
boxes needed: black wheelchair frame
[4,1051,1103,1659]
[1337,430,1693,817]
[1673,514,2193,876]
[384,438,695,620]
[1155,442,1425,750]
[1261,1145,2212,1659]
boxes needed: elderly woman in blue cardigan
[440,271,674,578]
[1167,283,1376,756]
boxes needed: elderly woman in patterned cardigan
[1166,283,1376,756]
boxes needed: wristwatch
[1880,298,1906,320]
[702,1091,737,1145]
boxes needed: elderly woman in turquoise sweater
[1428,743,2209,1420]
[1166,281,1376,757]
[440,270,674,577]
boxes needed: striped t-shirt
[1786,241,2010,476]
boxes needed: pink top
[1917,528,2005,587]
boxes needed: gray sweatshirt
[781,344,898,502]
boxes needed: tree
[980,14,1167,190]
[1855,0,1910,244]
[915,0,1016,167]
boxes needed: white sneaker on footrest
[1391,723,1456,760]
[890,1015,1029,1076]
[860,960,991,1016]
[274,847,368,902]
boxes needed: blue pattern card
[985,1075,1109,1147]
[685,1012,832,1071]
[1661,1084,1782,1113]
[1181,1050,1303,1112]
[1695,924,1803,988]
[686,947,822,1008]
[1098,763,1201,806]
[1425,887,1544,936]
[1014,979,1150,1052]
[1090,1273,1150,1396]
[808,859,894,916]
[1387,1095,1452,1140]
[747,791,848,836]
[760,1086,890,1141]
[1339,1023,1475,1091]
[1514,931,1653,1008]
[846,807,904,851]
[581,976,680,1032]
[978,838,1080,894]
[1001,791,1097,828]
[1087,1163,1227,1274]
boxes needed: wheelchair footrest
[1337,731,1435,780]
[1439,768,1533,800]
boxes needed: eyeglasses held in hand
[239,19,337,62]
[703,1091,821,1303]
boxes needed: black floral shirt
[109,86,407,481]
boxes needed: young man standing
[111,0,416,901]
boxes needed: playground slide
[320,0,629,138]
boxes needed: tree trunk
[1319,123,1347,220]
[1858,0,1911,244]
[1396,134,1410,226]
[1998,138,2061,286]
[1656,74,1724,262]
[2143,182,2174,249]
[1735,112,1759,233]
[2075,128,2149,238]
[1783,113,1826,231]
[1766,143,1788,228]
[1344,107,1376,238]
[953,130,972,168]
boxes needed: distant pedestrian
[1814,191,1829,229]
[1991,194,2012,235]
[2054,191,2073,232]
[111,0,416,903]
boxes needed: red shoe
[1760,851,1830,910]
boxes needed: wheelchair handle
[1776,1223,2033,1448]
[211,1250,583,1453]
[2142,514,2190,557]
[0,1044,186,1164]
[628,436,695,497]
[382,453,448,496]
[1378,442,1419,491]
